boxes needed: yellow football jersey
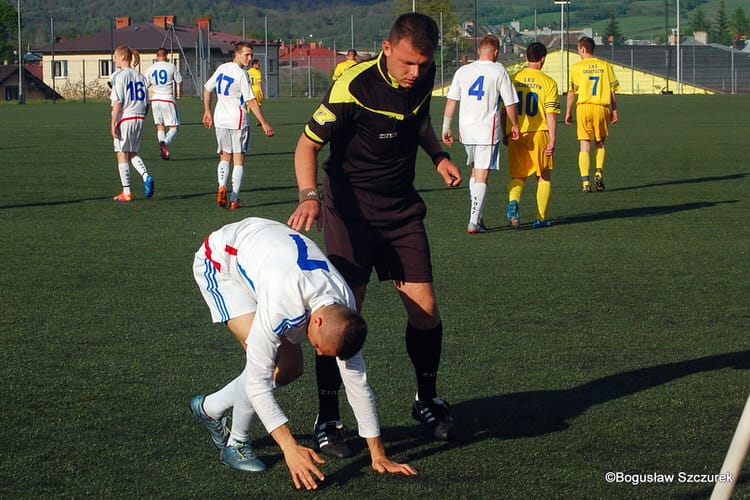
[511,67,560,134]
[569,58,619,106]
[248,67,262,88]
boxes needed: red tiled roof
[34,20,276,55]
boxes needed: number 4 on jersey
[468,75,485,101]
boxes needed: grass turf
[0,95,748,498]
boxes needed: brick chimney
[153,16,177,29]
[115,17,131,30]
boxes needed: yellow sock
[578,152,590,183]
[508,178,525,203]
[595,147,606,172]
[536,179,551,221]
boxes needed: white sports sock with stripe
[118,163,131,194]
[130,155,148,180]
[217,160,230,187]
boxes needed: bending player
[190,217,416,490]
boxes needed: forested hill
[17,0,723,49]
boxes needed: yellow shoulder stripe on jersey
[328,57,378,103]
[324,52,429,121]
[304,124,325,144]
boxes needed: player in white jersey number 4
[442,35,520,232]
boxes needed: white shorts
[113,117,145,153]
[464,143,500,170]
[151,97,180,127]
[215,127,250,154]
[193,235,258,323]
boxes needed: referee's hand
[288,200,322,232]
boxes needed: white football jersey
[200,217,379,437]
[110,67,149,119]
[204,62,256,130]
[446,60,518,145]
[146,60,182,98]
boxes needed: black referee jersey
[303,51,436,199]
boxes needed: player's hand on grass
[371,456,417,476]
[283,444,326,490]
[288,199,322,232]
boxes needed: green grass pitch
[0,94,748,498]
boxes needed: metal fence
[272,43,750,98]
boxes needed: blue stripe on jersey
[203,258,230,322]
[237,263,255,291]
[289,234,329,272]
[272,311,309,336]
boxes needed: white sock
[217,160,230,187]
[165,128,178,145]
[228,368,256,445]
[118,163,131,193]
[203,375,240,420]
[130,155,148,180]
[157,130,166,143]
[469,177,475,200]
[469,182,487,225]
[231,165,244,202]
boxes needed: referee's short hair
[389,12,439,55]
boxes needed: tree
[729,7,749,38]
[603,15,625,45]
[395,0,459,43]
[689,7,711,34]
[0,1,17,63]
[713,0,732,46]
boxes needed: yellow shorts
[575,103,610,141]
[252,87,263,107]
[507,131,553,178]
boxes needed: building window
[100,59,114,78]
[53,60,68,77]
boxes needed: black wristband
[431,151,451,166]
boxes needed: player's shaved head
[320,304,367,360]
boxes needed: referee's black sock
[315,353,342,423]
[405,321,443,401]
